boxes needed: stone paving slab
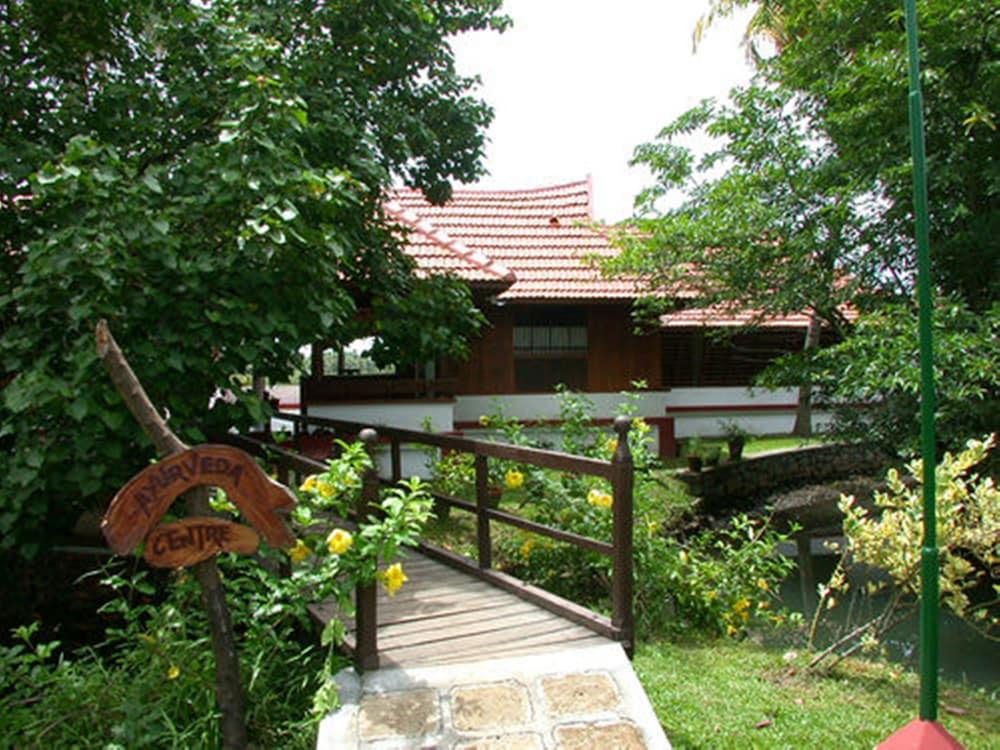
[317,642,671,750]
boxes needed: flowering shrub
[289,438,434,644]
[495,466,795,637]
[428,384,795,637]
[810,434,999,665]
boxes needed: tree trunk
[792,314,822,437]
[96,320,248,749]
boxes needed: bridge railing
[230,411,634,668]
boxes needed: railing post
[611,416,635,657]
[355,428,380,670]
[474,454,492,569]
[390,437,402,484]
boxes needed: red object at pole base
[877,719,966,750]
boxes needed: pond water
[779,552,1000,692]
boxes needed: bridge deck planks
[308,548,609,668]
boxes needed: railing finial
[359,427,378,448]
[612,415,632,463]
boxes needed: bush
[809,434,999,668]
[441,385,799,638]
[0,437,435,748]
[0,562,332,750]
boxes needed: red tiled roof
[390,178,644,301]
[660,303,859,329]
[388,180,852,328]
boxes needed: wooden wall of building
[586,305,662,392]
[451,306,514,394]
[661,328,808,387]
[451,304,661,395]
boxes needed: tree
[610,82,869,434]
[0,0,508,554]
[612,0,998,452]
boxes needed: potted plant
[704,446,722,468]
[720,420,751,461]
[685,436,704,472]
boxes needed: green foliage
[432,387,797,637]
[498,472,796,637]
[368,275,487,375]
[810,435,999,666]
[0,0,508,554]
[613,82,863,335]
[0,438,434,747]
[783,300,999,455]
[0,564,334,749]
[612,0,999,456]
[292,440,435,643]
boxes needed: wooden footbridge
[232,412,635,670]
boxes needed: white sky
[450,1,757,223]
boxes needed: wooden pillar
[355,428,380,670]
[611,415,635,657]
[474,454,492,569]
[311,342,325,378]
[659,416,677,459]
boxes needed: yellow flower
[757,578,769,591]
[587,489,612,508]
[505,469,524,490]
[733,597,752,622]
[326,528,353,555]
[299,475,318,493]
[726,624,738,637]
[605,437,618,455]
[317,480,336,498]
[380,563,408,596]
[478,414,490,427]
[520,540,535,559]
[633,417,651,435]
[647,521,660,536]
[287,539,311,563]
[167,665,180,680]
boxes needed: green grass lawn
[634,638,1000,750]
[658,435,824,469]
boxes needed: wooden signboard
[102,444,296,556]
[144,517,260,569]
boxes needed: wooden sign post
[96,320,296,750]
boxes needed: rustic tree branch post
[354,428,380,670]
[611,416,635,657]
[95,320,249,749]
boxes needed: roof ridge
[384,199,516,284]
[393,178,592,198]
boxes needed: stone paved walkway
[317,642,670,750]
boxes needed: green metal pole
[903,0,939,722]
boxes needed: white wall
[455,387,824,450]
[307,401,455,432]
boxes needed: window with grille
[512,309,588,392]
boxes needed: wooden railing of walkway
[229,411,634,669]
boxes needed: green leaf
[68,399,89,422]
[142,173,163,194]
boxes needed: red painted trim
[453,416,672,431]
[665,403,798,414]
